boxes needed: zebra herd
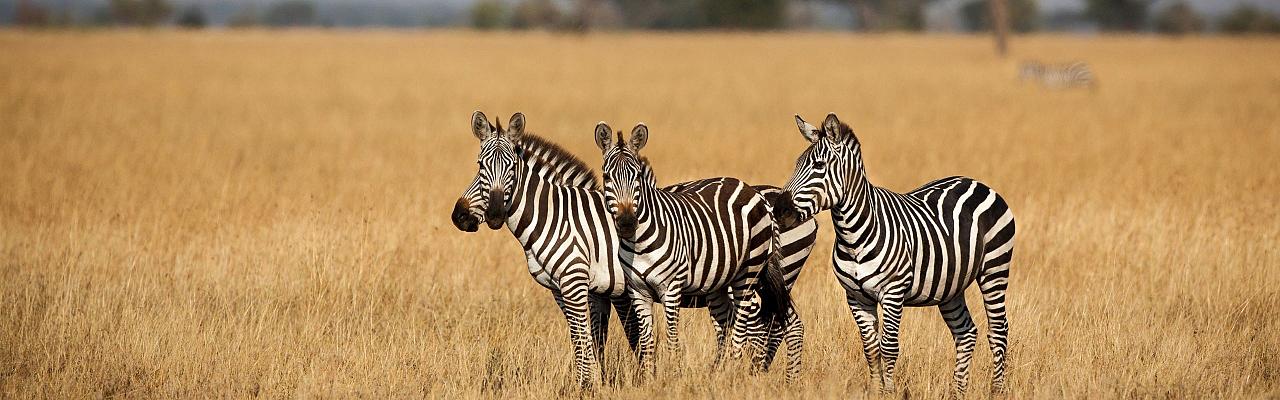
[451,111,1017,397]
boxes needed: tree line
[8,0,1280,34]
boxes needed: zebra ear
[795,115,820,143]
[594,122,613,153]
[630,123,649,152]
[507,113,525,142]
[471,111,494,141]
[822,112,845,142]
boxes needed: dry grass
[1,30,1278,399]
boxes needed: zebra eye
[813,161,826,168]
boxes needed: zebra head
[452,111,525,232]
[775,113,862,230]
[595,122,652,239]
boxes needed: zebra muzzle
[484,188,507,230]
[616,209,637,239]
[451,198,479,232]
[773,193,802,230]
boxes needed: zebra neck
[630,184,663,251]
[504,163,542,237]
[832,176,877,251]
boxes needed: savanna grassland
[1,31,1278,398]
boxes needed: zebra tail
[756,230,792,326]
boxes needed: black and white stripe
[1019,60,1097,88]
[595,122,797,379]
[774,113,1016,397]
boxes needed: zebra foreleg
[660,286,685,371]
[629,297,658,381]
[555,275,600,390]
[940,297,979,399]
[879,288,907,394]
[848,296,882,392]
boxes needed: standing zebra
[595,122,795,377]
[1019,60,1097,89]
[452,112,816,387]
[772,113,1016,398]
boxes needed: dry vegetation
[1,31,1278,398]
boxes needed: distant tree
[703,0,785,29]
[616,0,661,28]
[15,0,50,26]
[264,1,316,27]
[176,5,206,28]
[471,0,505,30]
[1086,0,1150,31]
[849,0,880,30]
[610,0,708,29]
[511,0,560,29]
[961,0,1037,33]
[110,0,172,26]
[846,0,926,31]
[1219,5,1280,34]
[894,0,926,31]
[1154,2,1203,35]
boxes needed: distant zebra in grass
[452,112,816,387]
[1019,61,1096,89]
[773,113,1016,398]
[594,122,795,377]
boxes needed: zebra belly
[903,258,983,306]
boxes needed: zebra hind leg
[978,255,1012,395]
[940,297,979,399]
[760,305,804,383]
[588,294,613,384]
[610,296,641,359]
[706,292,734,370]
[782,307,805,384]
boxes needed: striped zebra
[451,112,816,387]
[1018,60,1097,89]
[594,122,796,377]
[772,113,1016,398]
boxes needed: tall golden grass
[1,31,1277,398]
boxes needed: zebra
[1018,60,1097,89]
[451,112,816,387]
[594,122,796,378]
[772,113,1016,398]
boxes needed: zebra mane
[637,156,659,187]
[517,133,600,190]
[833,122,860,145]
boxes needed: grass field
[1,31,1278,398]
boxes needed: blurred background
[3,0,1280,35]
